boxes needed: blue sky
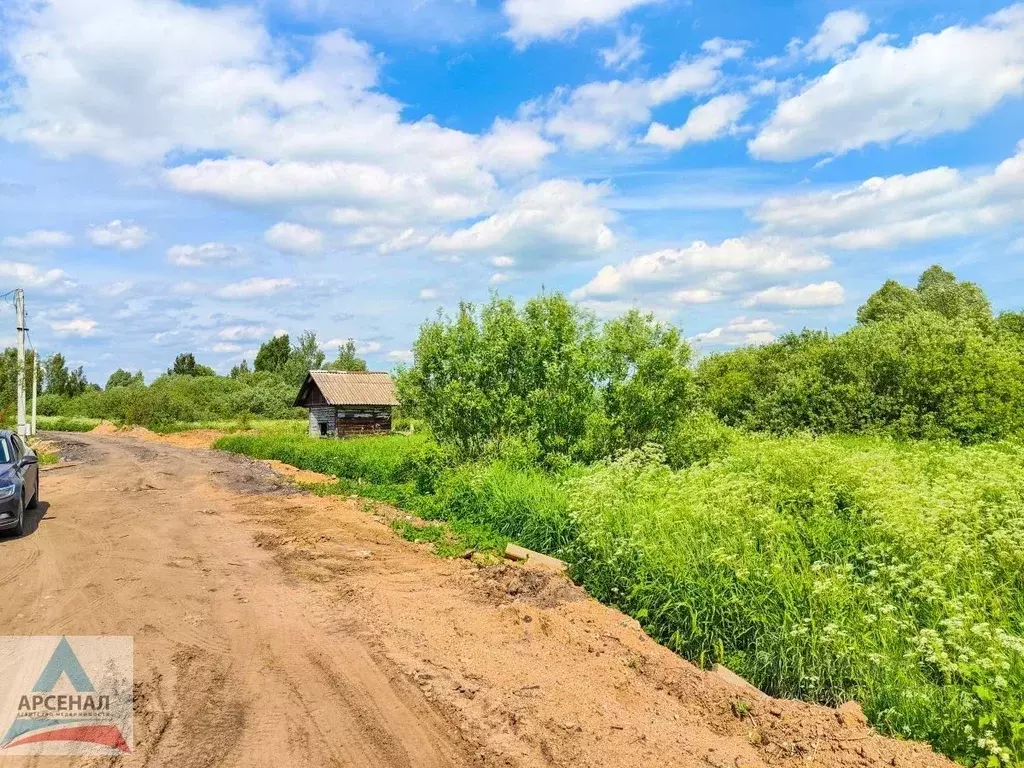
[1,0,1022,383]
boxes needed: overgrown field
[216,430,1024,766]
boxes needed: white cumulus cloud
[753,141,1024,249]
[429,179,617,266]
[2,229,73,249]
[50,317,97,337]
[503,0,660,46]
[689,316,780,348]
[803,9,870,61]
[600,29,645,70]
[87,220,150,250]
[215,277,296,299]
[572,237,830,300]
[744,281,846,308]
[750,8,1024,160]
[386,349,414,363]
[540,38,745,150]
[644,93,748,150]
[264,222,325,256]
[167,242,241,266]
[0,261,74,289]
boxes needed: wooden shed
[294,370,400,438]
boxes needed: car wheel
[27,480,39,510]
[11,496,25,537]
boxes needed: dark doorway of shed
[319,422,328,436]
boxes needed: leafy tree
[167,353,214,377]
[106,368,144,389]
[997,311,1024,339]
[699,266,1024,443]
[597,310,695,452]
[43,353,88,397]
[254,334,291,373]
[917,266,992,328]
[0,348,39,415]
[858,266,993,330]
[856,280,923,323]
[229,359,251,379]
[281,330,326,388]
[398,293,696,463]
[326,340,368,372]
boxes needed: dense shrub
[698,269,1024,443]
[397,294,696,464]
[42,372,303,426]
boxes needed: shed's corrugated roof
[305,370,400,406]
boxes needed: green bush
[697,268,1024,443]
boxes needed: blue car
[0,430,40,537]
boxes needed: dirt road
[0,432,953,768]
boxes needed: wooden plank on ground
[504,543,567,572]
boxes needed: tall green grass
[36,415,101,432]
[564,438,1024,765]
[217,430,1024,765]
[215,432,433,485]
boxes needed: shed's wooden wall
[307,405,393,438]
[335,406,392,436]
[308,405,337,438]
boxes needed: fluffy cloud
[87,220,150,250]
[217,325,268,341]
[689,316,779,347]
[503,0,660,46]
[744,281,846,308]
[167,242,241,266]
[670,288,724,304]
[167,159,493,223]
[50,317,97,337]
[478,119,556,175]
[803,10,870,61]
[210,342,242,354]
[386,349,414,363]
[750,8,1024,160]
[572,237,830,299]
[540,38,745,149]
[215,277,296,299]
[2,229,73,249]
[644,93,748,150]
[754,141,1024,248]
[600,29,644,70]
[264,222,325,256]
[0,261,73,289]
[429,180,616,266]
[0,0,379,164]
[1,0,550,247]
[418,288,439,300]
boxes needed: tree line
[0,332,369,427]
[396,266,1024,465]
[5,265,1021,444]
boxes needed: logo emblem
[0,636,133,755]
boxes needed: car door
[12,435,35,502]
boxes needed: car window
[10,436,23,460]
[0,439,10,464]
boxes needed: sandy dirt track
[0,432,954,768]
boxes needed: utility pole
[31,354,38,436]
[15,288,27,437]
